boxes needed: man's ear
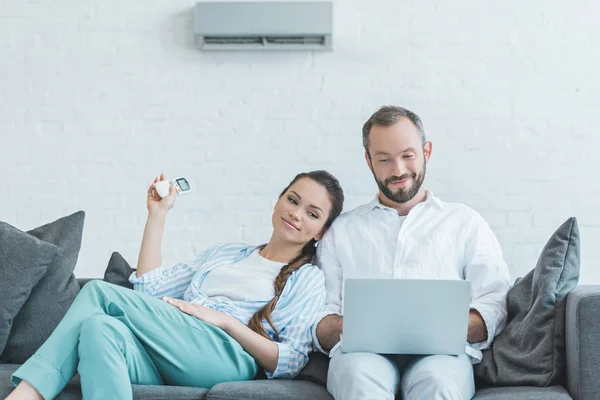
[365,151,373,170]
[423,141,433,162]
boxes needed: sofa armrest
[566,285,600,400]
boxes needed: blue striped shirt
[129,242,326,379]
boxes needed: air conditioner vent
[265,36,326,45]
[195,2,333,51]
[204,36,264,45]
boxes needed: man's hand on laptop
[467,309,488,343]
[316,314,343,351]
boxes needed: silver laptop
[342,279,471,355]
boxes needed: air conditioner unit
[194,1,333,51]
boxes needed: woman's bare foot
[5,380,44,400]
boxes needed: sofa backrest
[77,278,97,288]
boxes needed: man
[313,106,510,399]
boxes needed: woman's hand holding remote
[147,172,177,216]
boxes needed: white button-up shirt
[313,191,510,363]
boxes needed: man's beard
[373,161,426,204]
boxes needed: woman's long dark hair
[247,170,344,341]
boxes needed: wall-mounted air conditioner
[194,1,333,51]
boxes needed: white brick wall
[2,0,599,283]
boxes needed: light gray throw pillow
[474,217,580,386]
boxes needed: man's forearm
[467,309,488,343]
[316,314,343,351]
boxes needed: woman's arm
[136,211,167,277]
[222,319,279,372]
[136,173,177,277]
[263,266,326,378]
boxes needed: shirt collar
[238,244,263,260]
[358,190,443,216]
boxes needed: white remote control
[155,177,192,198]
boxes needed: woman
[8,170,344,400]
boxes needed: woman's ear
[313,228,326,242]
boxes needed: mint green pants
[11,280,258,400]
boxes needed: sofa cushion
[0,212,85,363]
[0,364,82,400]
[206,380,332,400]
[475,217,580,386]
[131,384,208,399]
[103,252,135,289]
[0,222,59,355]
[0,364,208,399]
[473,385,572,399]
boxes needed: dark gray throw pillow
[474,217,580,386]
[0,211,85,363]
[0,222,60,356]
[295,352,330,387]
[103,252,135,289]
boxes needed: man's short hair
[362,106,426,155]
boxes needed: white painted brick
[0,104,25,121]
[481,212,507,230]
[507,212,533,228]
[1,0,599,283]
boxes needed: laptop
[342,278,472,355]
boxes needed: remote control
[155,177,192,198]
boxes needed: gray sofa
[2,280,599,400]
